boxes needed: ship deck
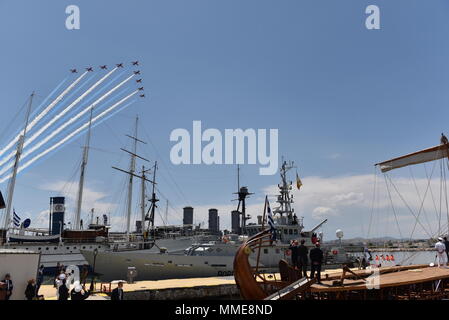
[311,265,449,293]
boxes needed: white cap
[438,237,444,241]
[74,285,82,293]
[58,274,66,280]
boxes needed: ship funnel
[208,208,219,234]
[50,197,65,235]
[183,206,194,225]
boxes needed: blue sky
[0,0,448,239]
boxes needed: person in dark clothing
[70,285,90,300]
[54,262,61,287]
[3,274,13,300]
[297,239,309,278]
[444,237,449,261]
[309,242,324,283]
[25,279,36,300]
[288,240,299,269]
[80,264,89,287]
[58,279,69,300]
[111,282,124,300]
[36,265,44,295]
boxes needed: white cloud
[312,206,338,219]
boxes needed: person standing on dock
[58,279,69,300]
[309,242,323,283]
[435,237,447,267]
[3,274,13,300]
[297,239,308,278]
[25,279,36,300]
[54,262,61,287]
[111,281,124,300]
[289,240,299,269]
[36,265,44,295]
[444,237,449,262]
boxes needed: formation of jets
[69,61,145,97]
[71,61,140,73]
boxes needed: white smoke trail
[0,74,135,177]
[0,90,139,184]
[0,71,89,158]
[0,68,118,169]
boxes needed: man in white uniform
[435,237,447,267]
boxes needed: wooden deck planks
[311,266,449,293]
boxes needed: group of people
[1,264,45,300]
[54,265,91,300]
[288,239,324,283]
[1,262,125,300]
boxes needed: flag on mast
[266,197,276,241]
[13,209,21,227]
[296,171,303,190]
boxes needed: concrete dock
[38,268,348,300]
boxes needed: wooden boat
[234,230,449,300]
[234,135,449,300]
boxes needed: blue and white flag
[13,209,21,227]
[266,197,276,241]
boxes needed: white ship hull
[82,249,263,281]
[81,242,290,281]
[0,236,202,273]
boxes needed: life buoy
[390,255,395,261]
[285,249,292,256]
[222,236,229,243]
[375,255,379,261]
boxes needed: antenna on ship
[112,116,151,239]
[233,165,253,235]
[273,158,300,226]
[2,92,34,232]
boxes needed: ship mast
[126,117,139,236]
[273,159,299,226]
[3,92,34,230]
[233,165,253,235]
[74,109,93,230]
[146,161,159,237]
[112,116,150,238]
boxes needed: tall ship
[0,94,213,272]
[82,160,365,281]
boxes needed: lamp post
[89,248,98,291]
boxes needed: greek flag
[266,197,276,241]
[13,210,21,227]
